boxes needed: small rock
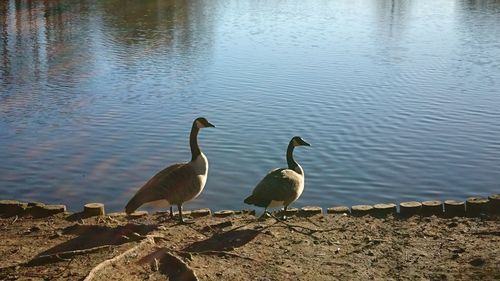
[49,230,63,239]
[184,253,193,261]
[451,247,465,254]
[469,257,485,267]
[30,226,41,232]
[447,222,458,228]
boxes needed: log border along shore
[0,194,499,219]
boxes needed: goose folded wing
[149,163,198,201]
[253,168,300,202]
[133,163,191,201]
[137,163,184,190]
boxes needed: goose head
[291,136,310,147]
[194,117,215,129]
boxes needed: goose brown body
[244,166,304,208]
[244,136,310,215]
[125,117,214,222]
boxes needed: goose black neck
[190,123,201,161]
[286,141,299,171]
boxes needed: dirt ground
[0,211,498,281]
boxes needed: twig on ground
[305,217,323,227]
[178,250,256,261]
[84,237,155,281]
[187,224,210,238]
[28,245,113,265]
[271,219,342,235]
[472,231,500,236]
[53,257,76,277]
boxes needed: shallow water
[1,0,500,212]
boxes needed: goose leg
[259,207,271,220]
[169,206,174,219]
[281,206,288,221]
[177,204,184,223]
[259,207,284,221]
[177,204,194,224]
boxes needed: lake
[1,0,500,213]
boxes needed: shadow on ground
[183,227,261,252]
[27,223,157,265]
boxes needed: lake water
[1,0,500,213]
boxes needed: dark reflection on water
[1,0,500,212]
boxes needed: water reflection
[98,0,218,56]
[97,0,217,87]
[0,0,217,95]
[374,0,413,39]
[461,0,500,10]
[0,1,9,85]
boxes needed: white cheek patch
[292,139,299,146]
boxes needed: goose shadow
[183,227,261,253]
[27,223,157,266]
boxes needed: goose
[125,117,215,223]
[244,136,310,220]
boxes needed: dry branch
[28,245,113,265]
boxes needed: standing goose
[125,117,215,223]
[244,136,310,220]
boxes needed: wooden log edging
[1,194,499,219]
[299,206,323,217]
[444,200,465,217]
[421,201,443,217]
[400,201,422,217]
[213,210,234,218]
[466,197,489,217]
[83,203,105,217]
[351,205,374,217]
[489,194,500,215]
[326,206,350,215]
[373,203,397,217]
[0,200,28,217]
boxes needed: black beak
[302,140,311,146]
[206,122,215,128]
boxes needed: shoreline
[1,193,498,220]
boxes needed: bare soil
[0,211,499,280]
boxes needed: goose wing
[244,168,302,207]
[125,163,197,213]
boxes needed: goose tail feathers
[125,194,143,214]
[244,195,255,205]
